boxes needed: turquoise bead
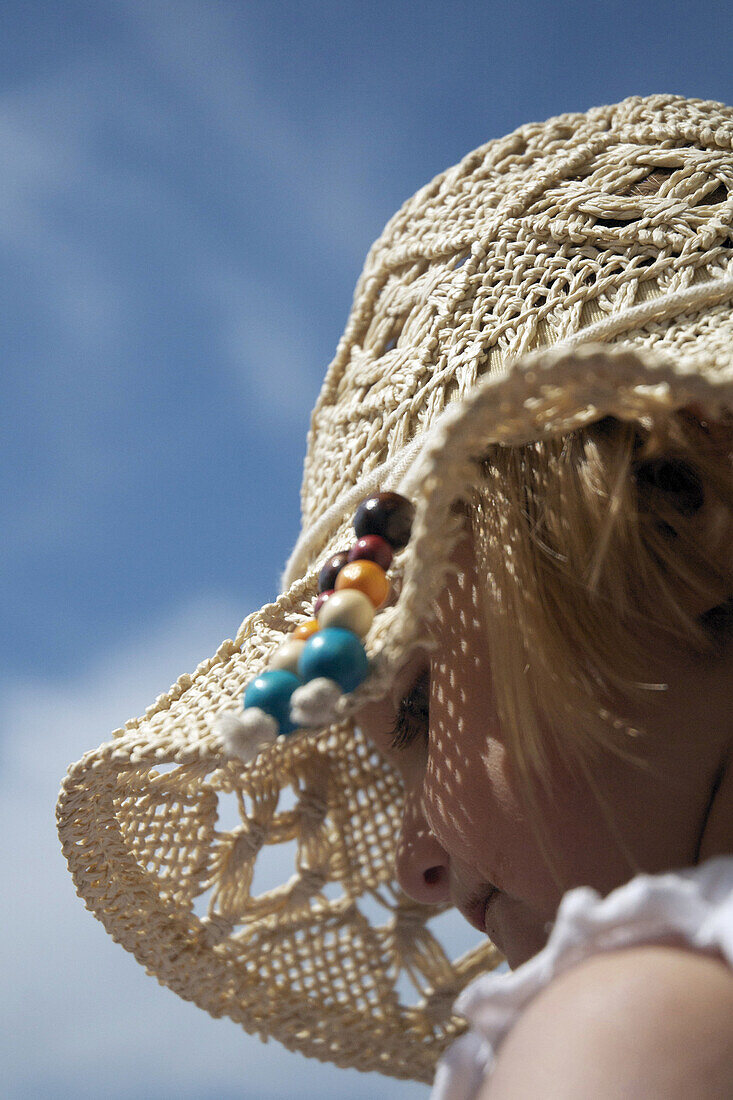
[297,627,369,693]
[243,669,301,736]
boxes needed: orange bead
[293,619,320,641]
[334,559,390,609]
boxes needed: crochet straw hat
[58,94,733,1084]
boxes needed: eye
[633,457,704,516]
[389,668,430,750]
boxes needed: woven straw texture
[58,95,733,1083]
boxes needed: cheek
[421,533,672,922]
[419,532,636,917]
[424,566,529,886]
[422,685,525,886]
[423,654,589,914]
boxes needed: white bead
[290,678,343,727]
[269,638,306,674]
[316,588,375,637]
[213,708,278,763]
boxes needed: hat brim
[57,339,733,1081]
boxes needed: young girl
[357,412,733,1096]
[58,94,733,1097]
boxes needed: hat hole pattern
[704,183,729,206]
[145,760,178,776]
[181,730,497,1066]
[359,267,425,360]
[386,901,492,1024]
[116,764,219,911]
[249,837,301,898]
[215,785,253,832]
[623,167,675,196]
[341,887,492,1025]
[320,879,348,904]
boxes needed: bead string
[217,492,414,763]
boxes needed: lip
[459,887,499,933]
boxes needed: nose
[394,784,451,905]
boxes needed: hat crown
[300,95,733,564]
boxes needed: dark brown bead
[347,534,393,571]
[313,589,335,616]
[318,552,349,593]
[353,492,414,551]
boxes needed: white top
[431,857,733,1100]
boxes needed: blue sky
[2,1,732,1097]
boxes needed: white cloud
[195,261,322,424]
[0,69,131,354]
[120,0,387,258]
[0,29,370,439]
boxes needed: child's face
[356,530,732,968]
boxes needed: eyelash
[389,670,430,750]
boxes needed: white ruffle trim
[432,856,733,1100]
[213,708,278,763]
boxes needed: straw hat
[58,94,733,1084]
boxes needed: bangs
[469,406,733,786]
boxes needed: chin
[502,937,545,970]
[485,894,551,969]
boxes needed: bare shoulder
[481,945,733,1099]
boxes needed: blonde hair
[470,405,733,787]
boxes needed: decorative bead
[293,619,320,641]
[243,669,301,735]
[353,492,414,550]
[290,678,343,727]
[269,638,306,675]
[313,589,334,616]
[317,588,375,637]
[335,559,390,609]
[298,627,369,693]
[347,534,393,571]
[214,708,278,763]
[318,551,350,593]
